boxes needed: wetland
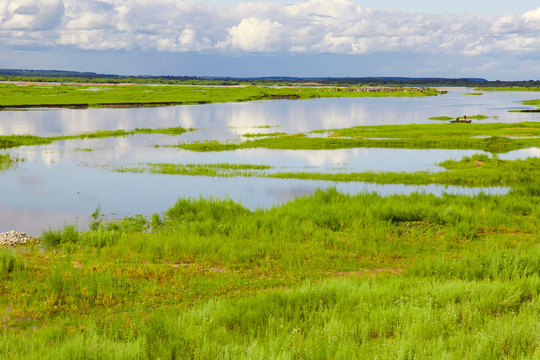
[0,84,539,359]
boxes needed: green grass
[428,116,454,121]
[0,127,190,149]
[428,115,489,121]
[511,98,540,112]
[268,155,540,187]
[464,92,483,95]
[109,156,540,188]
[0,84,441,109]
[468,114,490,120]
[175,122,540,153]
[242,132,287,138]
[114,163,272,177]
[0,152,22,171]
[0,187,538,359]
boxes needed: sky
[1,0,540,80]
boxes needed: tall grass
[2,258,538,359]
[1,188,537,359]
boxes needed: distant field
[0,83,441,108]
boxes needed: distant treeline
[1,69,540,87]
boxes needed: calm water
[1,89,539,235]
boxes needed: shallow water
[0,163,511,236]
[1,89,539,235]
[1,89,539,138]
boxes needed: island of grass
[0,126,191,149]
[428,116,454,121]
[429,115,490,121]
[510,98,540,113]
[0,83,442,109]
[113,155,539,188]
[175,122,540,153]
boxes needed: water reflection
[0,164,510,236]
[10,139,534,174]
[1,89,539,235]
[1,90,540,137]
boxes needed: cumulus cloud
[0,0,64,30]
[1,0,540,58]
[228,18,285,52]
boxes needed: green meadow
[1,86,539,359]
[1,187,539,359]
[0,83,440,109]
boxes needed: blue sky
[1,0,540,80]
[203,0,539,15]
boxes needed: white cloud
[523,7,540,20]
[461,61,501,74]
[1,0,540,58]
[0,0,64,30]
[229,17,285,52]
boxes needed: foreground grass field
[1,186,539,359]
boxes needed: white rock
[0,231,33,246]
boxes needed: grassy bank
[1,188,538,358]
[0,83,441,109]
[176,122,540,153]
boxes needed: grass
[429,115,490,121]
[268,155,540,187]
[0,152,21,171]
[242,132,287,138]
[1,88,539,357]
[175,122,540,153]
[0,83,441,109]
[468,114,490,120]
[428,116,454,121]
[114,163,272,177]
[511,99,540,112]
[109,155,540,188]
[0,127,190,149]
[0,187,538,359]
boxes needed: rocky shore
[0,231,33,246]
